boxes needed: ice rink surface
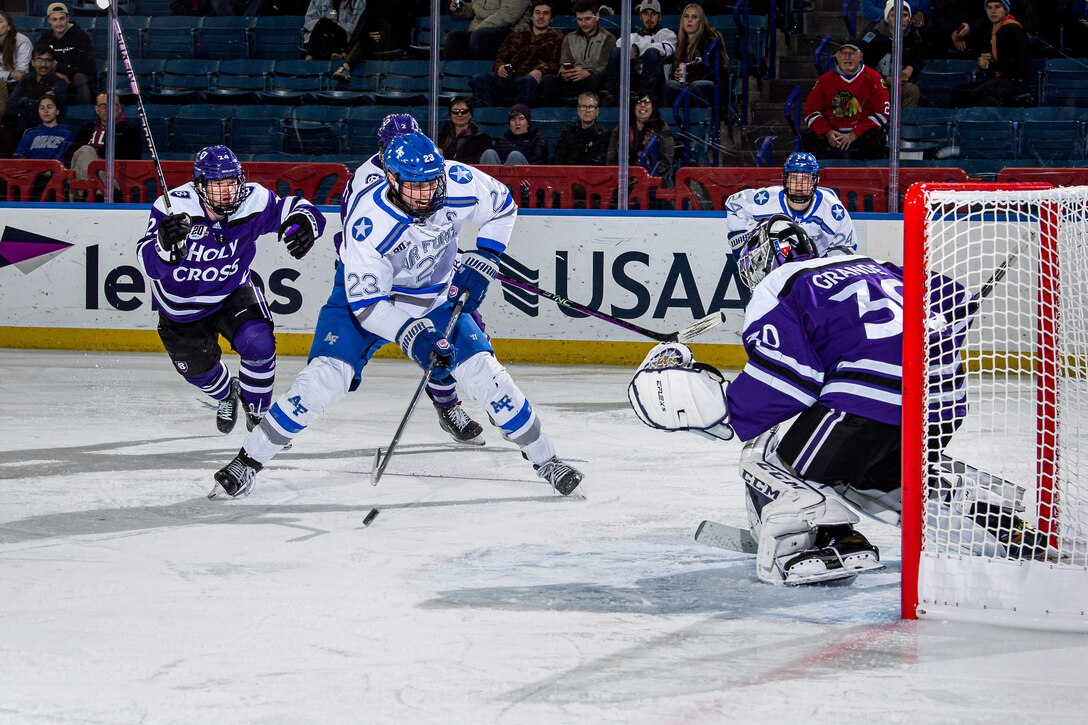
[1,348,1087,724]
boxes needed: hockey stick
[497,274,731,343]
[956,235,1031,321]
[111,16,172,213]
[370,291,470,488]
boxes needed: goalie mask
[738,214,819,290]
[193,145,249,216]
[383,131,447,220]
[628,343,734,441]
[782,151,819,207]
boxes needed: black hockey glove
[449,250,499,314]
[397,317,455,370]
[156,212,191,265]
[279,211,316,260]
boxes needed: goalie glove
[279,210,317,259]
[449,250,499,314]
[628,353,734,442]
[397,317,455,370]
[156,212,191,265]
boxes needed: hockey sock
[186,361,232,401]
[426,377,460,408]
[234,319,277,414]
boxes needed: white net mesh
[915,186,1088,627]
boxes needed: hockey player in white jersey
[342,113,486,445]
[724,152,857,257]
[213,131,585,499]
[136,145,324,435]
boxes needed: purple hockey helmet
[193,145,249,216]
[377,114,421,162]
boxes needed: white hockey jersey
[724,185,858,257]
[339,160,516,342]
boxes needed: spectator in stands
[436,96,494,163]
[446,0,532,62]
[539,0,617,105]
[480,103,549,164]
[303,0,364,61]
[331,0,414,81]
[37,3,94,106]
[663,3,730,112]
[211,0,271,16]
[1058,0,1088,54]
[67,92,141,198]
[605,0,676,105]
[13,94,72,161]
[4,44,68,138]
[801,37,889,160]
[606,91,674,179]
[469,0,562,108]
[0,11,32,113]
[862,0,930,30]
[552,90,610,165]
[949,1,1032,107]
[860,1,924,107]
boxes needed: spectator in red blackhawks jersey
[136,146,326,437]
[801,37,889,160]
[36,3,95,106]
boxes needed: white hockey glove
[628,343,733,441]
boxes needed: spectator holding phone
[470,0,562,108]
[539,0,616,105]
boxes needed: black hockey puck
[362,508,380,526]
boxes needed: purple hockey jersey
[726,256,971,442]
[136,182,325,323]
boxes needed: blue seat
[230,105,290,155]
[134,0,177,15]
[1042,58,1088,107]
[470,106,510,137]
[198,16,254,60]
[64,103,98,128]
[251,16,304,60]
[529,106,575,144]
[283,106,347,155]
[1021,107,1085,162]
[260,59,328,104]
[14,15,44,33]
[954,107,1022,160]
[375,74,430,104]
[148,59,218,103]
[206,58,272,104]
[917,59,976,108]
[135,103,178,156]
[144,16,202,60]
[899,107,956,158]
[440,60,491,98]
[345,106,404,156]
[171,104,233,154]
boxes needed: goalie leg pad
[628,365,734,441]
[242,355,353,462]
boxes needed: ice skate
[435,403,484,445]
[781,525,884,585]
[534,456,584,497]
[970,501,1057,561]
[210,448,262,499]
[215,377,241,434]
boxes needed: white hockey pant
[242,355,353,464]
[452,352,556,465]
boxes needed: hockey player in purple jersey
[341,113,486,445]
[212,132,584,500]
[136,145,326,435]
[629,216,979,584]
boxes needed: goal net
[901,183,1088,631]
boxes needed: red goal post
[901,182,1088,631]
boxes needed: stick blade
[676,310,728,343]
[370,448,383,486]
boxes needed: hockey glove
[397,317,455,370]
[279,211,317,260]
[449,250,499,314]
[156,212,191,265]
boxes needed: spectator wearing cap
[949,1,1032,107]
[605,0,676,105]
[436,96,494,164]
[861,0,930,30]
[469,0,563,108]
[480,104,549,165]
[606,92,674,179]
[36,3,95,106]
[800,37,889,160]
[860,1,924,107]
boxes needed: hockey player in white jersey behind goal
[724,152,857,258]
[628,216,1049,585]
[212,132,585,500]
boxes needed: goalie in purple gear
[136,145,326,436]
[212,132,584,500]
[629,216,1050,585]
[341,113,487,445]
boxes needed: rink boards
[0,204,901,366]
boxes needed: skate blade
[207,482,222,500]
[450,436,486,447]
